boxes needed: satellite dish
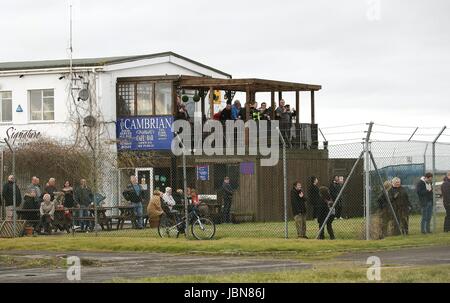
[83,115,97,127]
[78,88,89,101]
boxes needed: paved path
[0,251,311,283]
[337,246,450,266]
[0,246,448,282]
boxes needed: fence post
[364,122,374,241]
[432,126,446,232]
[4,139,16,237]
[276,127,288,239]
[174,132,189,238]
[0,149,4,220]
[85,136,98,236]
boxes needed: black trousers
[444,205,450,232]
[222,196,232,223]
[40,214,53,232]
[317,214,335,239]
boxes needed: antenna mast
[69,4,73,81]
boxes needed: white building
[0,51,231,206]
[0,51,231,146]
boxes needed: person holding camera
[275,99,292,147]
[122,175,144,229]
[291,181,308,239]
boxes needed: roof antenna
[69,3,73,82]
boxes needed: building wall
[0,73,75,142]
[0,58,230,146]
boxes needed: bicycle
[158,206,216,240]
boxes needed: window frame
[117,80,174,117]
[28,89,55,122]
[0,91,13,123]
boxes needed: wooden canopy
[176,75,321,124]
[177,75,321,92]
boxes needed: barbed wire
[374,123,444,129]
[319,123,366,130]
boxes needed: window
[155,82,172,115]
[137,83,153,115]
[29,89,54,121]
[0,91,12,122]
[117,84,134,116]
[117,81,173,117]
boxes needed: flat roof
[0,51,232,78]
[177,75,321,92]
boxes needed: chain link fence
[1,136,449,240]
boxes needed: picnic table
[115,205,136,229]
[16,208,72,233]
[15,205,138,232]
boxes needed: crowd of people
[1,175,94,234]
[2,170,449,238]
[176,98,297,146]
[122,175,235,230]
[291,172,450,240]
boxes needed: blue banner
[116,116,174,150]
[196,165,209,181]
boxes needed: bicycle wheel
[158,214,180,238]
[191,217,216,240]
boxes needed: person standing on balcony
[416,172,434,234]
[441,172,450,232]
[175,97,190,121]
[231,100,243,120]
[250,102,261,121]
[258,102,271,121]
[220,103,233,123]
[275,99,292,147]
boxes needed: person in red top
[190,189,200,207]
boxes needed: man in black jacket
[416,173,434,234]
[442,172,450,232]
[123,175,144,229]
[329,176,343,219]
[221,176,234,223]
[2,175,21,220]
[291,181,307,239]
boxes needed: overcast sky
[1,0,449,143]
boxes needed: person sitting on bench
[39,194,55,234]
